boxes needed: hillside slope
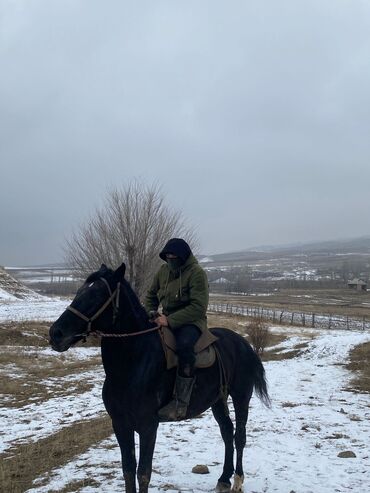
[0,267,42,301]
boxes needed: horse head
[49,263,126,352]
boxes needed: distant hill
[252,236,370,254]
[202,236,370,265]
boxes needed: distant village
[2,236,370,299]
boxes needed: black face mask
[167,258,183,272]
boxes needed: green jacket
[145,254,209,332]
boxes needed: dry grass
[262,348,302,361]
[0,322,100,348]
[207,311,299,362]
[0,416,113,493]
[57,479,101,492]
[0,370,94,408]
[207,312,248,333]
[0,321,102,407]
[0,322,50,346]
[209,310,318,362]
[346,341,370,393]
[208,311,288,344]
[211,289,370,318]
[262,341,311,362]
[281,402,301,408]
[0,348,101,378]
[0,347,100,407]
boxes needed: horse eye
[88,282,94,288]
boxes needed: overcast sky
[1,0,370,266]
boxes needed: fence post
[312,313,315,328]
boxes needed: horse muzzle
[49,323,74,352]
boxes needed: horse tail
[247,345,271,408]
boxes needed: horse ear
[114,263,126,280]
[100,263,107,270]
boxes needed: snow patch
[17,329,370,493]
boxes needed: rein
[66,277,161,340]
[92,325,161,338]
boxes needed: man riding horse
[49,241,270,492]
[145,238,209,421]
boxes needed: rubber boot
[158,374,195,421]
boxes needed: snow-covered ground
[1,298,369,492]
[0,347,104,453]
[0,296,69,322]
[13,330,370,492]
[0,287,18,302]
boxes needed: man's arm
[144,271,160,314]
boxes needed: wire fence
[208,303,370,331]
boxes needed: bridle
[66,277,160,340]
[66,277,121,340]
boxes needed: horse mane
[121,278,150,330]
[86,271,104,283]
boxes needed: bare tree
[65,181,197,299]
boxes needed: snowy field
[0,292,69,322]
[0,347,104,454]
[1,297,369,492]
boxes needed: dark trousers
[172,324,201,377]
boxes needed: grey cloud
[1,0,370,264]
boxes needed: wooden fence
[208,303,370,331]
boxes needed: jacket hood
[159,238,192,264]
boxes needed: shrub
[246,318,270,355]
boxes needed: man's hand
[148,310,160,321]
[155,314,168,327]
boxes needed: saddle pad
[160,327,218,370]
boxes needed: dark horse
[49,264,270,493]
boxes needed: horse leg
[137,423,158,493]
[231,393,252,493]
[112,420,137,493]
[212,398,234,492]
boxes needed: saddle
[159,327,219,370]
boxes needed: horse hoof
[231,474,244,492]
[216,481,231,492]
